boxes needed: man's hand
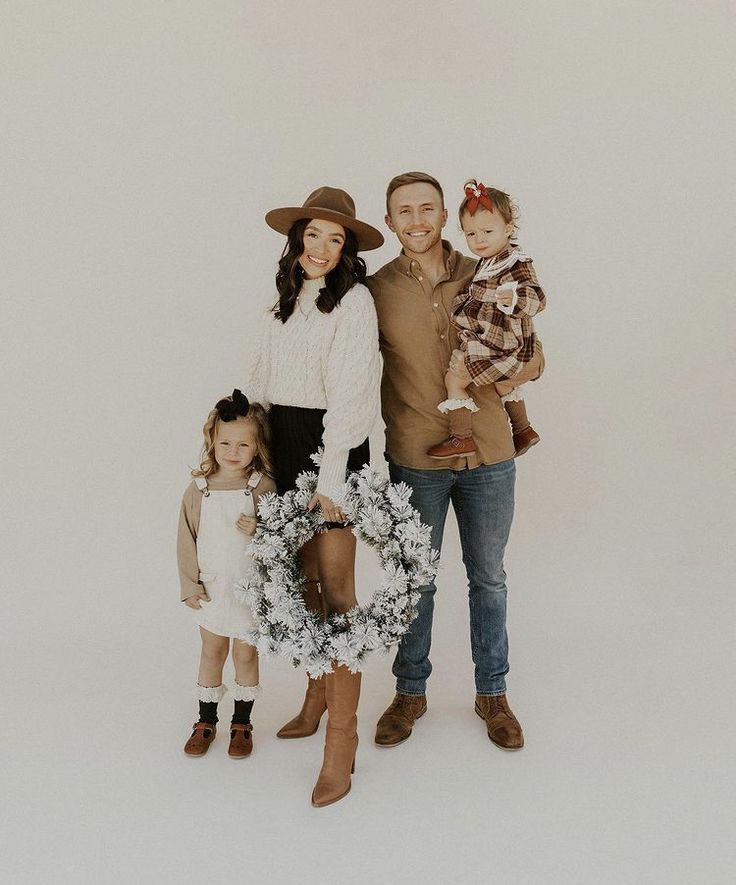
[308,492,346,524]
[184,592,210,610]
[448,349,473,384]
[236,515,258,536]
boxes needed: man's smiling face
[385,181,447,257]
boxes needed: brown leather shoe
[427,436,477,459]
[228,723,253,758]
[475,694,524,749]
[375,693,427,747]
[183,721,217,756]
[513,426,540,457]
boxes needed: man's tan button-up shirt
[367,241,516,471]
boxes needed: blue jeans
[388,459,516,696]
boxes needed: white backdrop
[3,2,735,883]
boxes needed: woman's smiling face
[298,218,346,278]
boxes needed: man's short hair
[385,171,445,214]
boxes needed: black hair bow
[215,389,250,422]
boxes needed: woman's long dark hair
[273,218,367,322]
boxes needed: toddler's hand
[184,592,209,610]
[237,515,258,536]
[495,282,517,310]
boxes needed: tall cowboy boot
[277,581,327,738]
[277,675,326,738]
[311,664,361,807]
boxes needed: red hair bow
[464,181,494,215]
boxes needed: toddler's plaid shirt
[452,246,546,385]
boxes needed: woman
[244,186,383,806]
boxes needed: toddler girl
[427,180,546,459]
[177,389,276,757]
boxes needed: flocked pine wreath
[234,460,439,676]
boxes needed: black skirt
[269,404,370,495]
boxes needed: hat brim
[265,207,384,251]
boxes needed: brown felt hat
[265,186,384,251]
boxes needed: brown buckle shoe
[183,721,217,756]
[375,693,427,747]
[513,426,540,457]
[427,436,477,460]
[228,722,253,758]
[475,694,524,750]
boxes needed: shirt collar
[396,239,458,282]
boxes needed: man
[366,171,530,750]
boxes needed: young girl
[177,389,276,758]
[427,179,546,460]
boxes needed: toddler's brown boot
[513,426,540,456]
[427,436,477,459]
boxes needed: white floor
[6,497,734,885]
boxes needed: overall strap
[194,476,209,496]
[244,470,262,496]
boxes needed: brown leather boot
[228,723,253,758]
[311,665,361,807]
[278,580,327,739]
[475,694,524,749]
[183,721,217,756]
[427,436,477,459]
[374,693,427,747]
[276,676,327,738]
[513,426,540,456]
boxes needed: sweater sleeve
[177,482,204,602]
[317,284,382,497]
[243,309,272,407]
[495,262,546,319]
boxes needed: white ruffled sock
[197,683,227,703]
[437,397,479,414]
[231,682,262,702]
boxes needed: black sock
[198,701,218,725]
[232,700,254,726]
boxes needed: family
[176,171,547,807]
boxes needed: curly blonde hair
[458,179,520,239]
[192,399,273,479]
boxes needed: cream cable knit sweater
[244,276,382,498]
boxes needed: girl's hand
[237,515,258,536]
[308,493,346,524]
[184,592,209,610]
[495,282,517,309]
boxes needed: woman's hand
[308,492,346,524]
[184,592,210,610]
[236,515,258,536]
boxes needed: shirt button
[417,276,423,281]
[440,333,445,339]
[433,302,439,307]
